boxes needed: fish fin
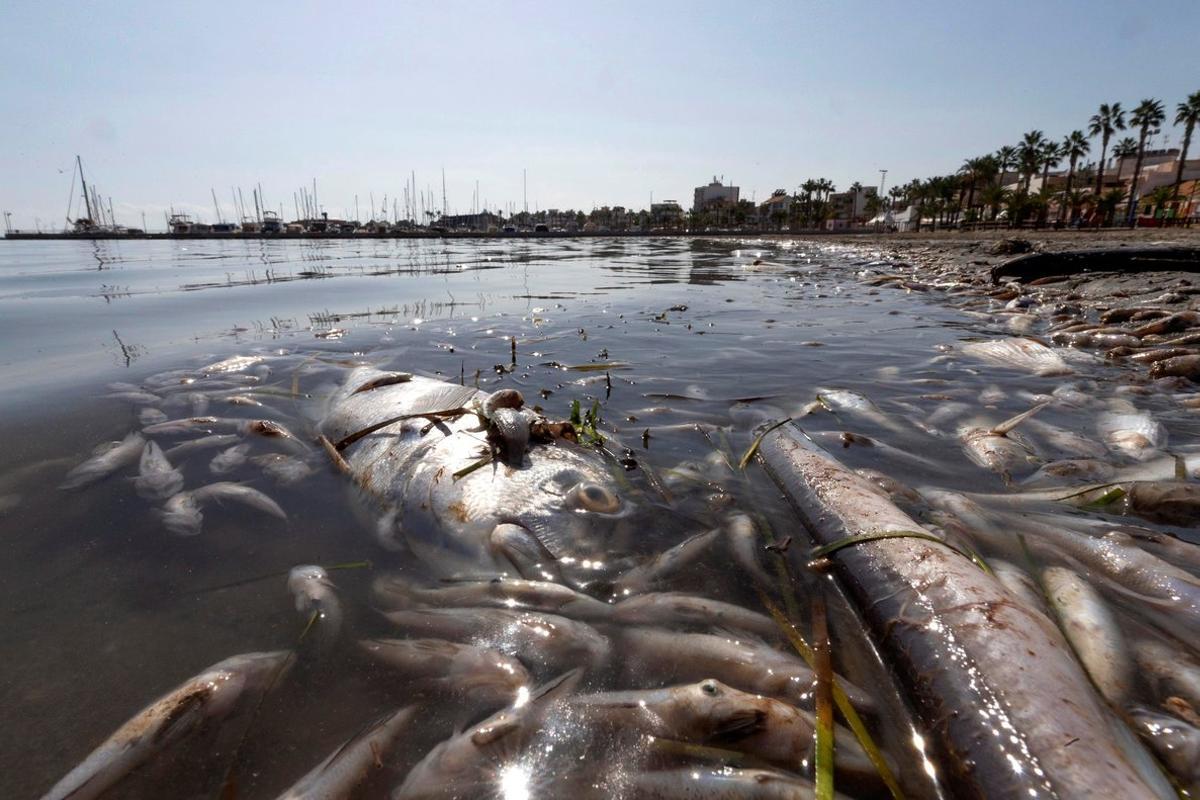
[710,708,768,741]
[991,401,1049,436]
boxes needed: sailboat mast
[78,156,94,222]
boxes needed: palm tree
[1096,188,1126,227]
[1059,131,1091,221]
[849,181,863,223]
[1018,131,1047,190]
[1088,102,1125,195]
[1146,185,1177,221]
[1112,137,1138,183]
[980,184,1009,222]
[995,146,1017,188]
[1126,98,1166,226]
[1173,91,1200,195]
[1039,140,1064,189]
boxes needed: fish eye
[567,483,621,514]
[701,680,719,695]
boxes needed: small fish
[161,482,286,536]
[133,441,184,501]
[1097,410,1166,461]
[164,433,242,460]
[611,592,779,639]
[104,390,162,406]
[961,337,1072,376]
[60,432,145,490]
[612,528,721,596]
[288,565,343,648]
[210,443,252,475]
[39,651,290,800]
[1128,708,1200,790]
[383,606,609,672]
[393,669,581,800]
[1133,639,1200,712]
[1043,566,1132,705]
[571,679,878,779]
[201,354,263,374]
[372,574,614,621]
[611,767,832,800]
[359,638,529,707]
[250,453,315,485]
[275,706,416,800]
[138,407,168,426]
[618,627,874,712]
[142,416,233,435]
[724,512,773,586]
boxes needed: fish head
[669,679,768,742]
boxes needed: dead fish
[201,354,264,374]
[612,528,721,596]
[288,565,343,648]
[724,512,773,586]
[1127,708,1200,790]
[275,706,416,800]
[164,433,242,460]
[360,638,529,707]
[611,592,779,639]
[1021,459,1116,486]
[1024,418,1109,459]
[1133,639,1200,713]
[372,574,614,621]
[814,388,906,434]
[250,453,315,486]
[161,482,286,536]
[570,679,877,779]
[383,606,609,672]
[609,767,834,800]
[617,627,874,713]
[133,441,184,501]
[990,560,1050,615]
[39,650,290,800]
[1121,481,1200,526]
[210,444,252,474]
[60,432,146,490]
[392,669,581,800]
[1149,354,1200,381]
[138,407,168,426]
[961,337,1072,376]
[104,390,162,406]
[1130,347,1199,365]
[957,404,1046,482]
[1098,410,1167,461]
[142,416,235,435]
[1043,566,1132,705]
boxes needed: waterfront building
[758,190,792,227]
[650,201,684,225]
[693,178,739,212]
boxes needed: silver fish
[164,433,242,460]
[250,453,315,486]
[393,669,581,800]
[275,707,416,800]
[359,638,529,707]
[612,528,721,596]
[1133,639,1200,712]
[617,627,874,713]
[372,574,614,621]
[161,482,286,536]
[1043,566,1133,705]
[570,679,877,779]
[608,767,834,800]
[1098,410,1167,461]
[611,592,779,639]
[383,606,609,672]
[210,443,252,474]
[39,650,289,800]
[133,441,185,501]
[1128,708,1200,790]
[60,432,145,490]
[320,368,633,579]
[961,337,1072,376]
[288,565,343,648]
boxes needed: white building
[693,178,740,212]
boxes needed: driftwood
[991,247,1200,284]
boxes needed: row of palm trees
[893,91,1199,229]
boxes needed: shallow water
[1,238,1198,798]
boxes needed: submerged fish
[608,767,835,800]
[393,669,581,799]
[161,482,286,535]
[319,368,635,579]
[1043,566,1133,705]
[275,706,416,800]
[570,679,878,779]
[961,337,1072,376]
[359,638,530,707]
[60,432,145,490]
[40,650,289,800]
[133,441,184,501]
[372,574,615,621]
[288,565,343,649]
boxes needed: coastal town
[5,93,1198,240]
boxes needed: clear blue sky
[2,0,1197,229]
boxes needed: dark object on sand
[991,248,1200,284]
[989,237,1033,256]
